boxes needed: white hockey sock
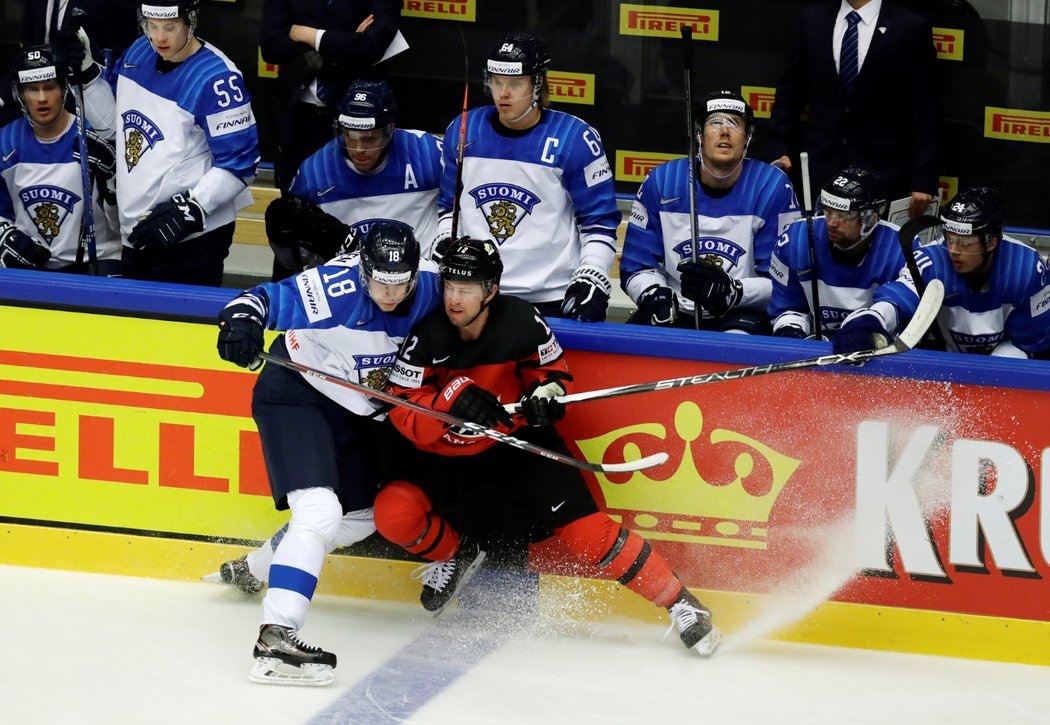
[248,508,375,583]
[262,487,341,630]
[245,523,288,582]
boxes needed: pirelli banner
[2,277,1049,664]
[132,0,1050,231]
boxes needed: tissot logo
[402,0,475,21]
[932,28,964,61]
[619,4,719,40]
[615,150,681,183]
[741,86,776,119]
[985,107,1050,143]
[548,71,595,106]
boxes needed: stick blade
[594,451,669,474]
[883,278,945,353]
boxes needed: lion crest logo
[468,183,541,244]
[121,110,165,171]
[18,185,80,242]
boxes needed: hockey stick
[448,26,469,243]
[897,213,946,349]
[70,8,98,275]
[681,25,700,329]
[506,279,944,412]
[799,151,822,340]
[256,351,668,474]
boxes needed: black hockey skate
[411,537,486,615]
[249,624,336,686]
[666,588,722,657]
[219,555,264,594]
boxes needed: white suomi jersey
[0,115,119,268]
[436,106,621,304]
[290,130,442,256]
[115,36,259,242]
[620,157,800,315]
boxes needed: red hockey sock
[374,480,459,561]
[555,512,682,607]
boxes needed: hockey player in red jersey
[376,237,722,656]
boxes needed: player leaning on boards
[265,79,442,280]
[769,166,907,339]
[116,0,260,285]
[0,44,120,274]
[376,237,722,657]
[434,32,621,322]
[214,221,442,686]
[834,186,1050,357]
[620,90,800,332]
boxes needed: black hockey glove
[773,325,807,339]
[265,196,351,270]
[634,284,677,326]
[52,27,99,84]
[129,192,206,250]
[832,309,892,355]
[431,233,453,264]
[72,129,117,205]
[0,224,51,269]
[437,376,513,429]
[677,259,743,318]
[520,380,566,427]
[217,294,267,368]
[561,264,611,322]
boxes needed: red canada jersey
[384,295,573,456]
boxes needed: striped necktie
[840,11,862,94]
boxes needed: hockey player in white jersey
[435,32,620,322]
[835,186,1050,357]
[621,90,800,333]
[266,79,442,280]
[214,221,442,685]
[116,0,260,286]
[0,44,120,274]
[769,166,906,338]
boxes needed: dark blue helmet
[941,186,1004,243]
[485,32,550,78]
[335,80,398,131]
[359,220,420,287]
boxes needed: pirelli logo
[257,49,278,79]
[616,150,682,183]
[741,85,776,119]
[932,27,964,61]
[402,0,476,21]
[619,4,719,40]
[985,107,1050,143]
[549,70,595,106]
[937,176,958,204]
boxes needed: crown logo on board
[575,401,800,549]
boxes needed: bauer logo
[548,71,595,105]
[932,28,964,61]
[615,150,681,183]
[620,4,719,40]
[985,107,1050,143]
[741,85,776,119]
[402,0,475,21]
[575,401,799,548]
[121,110,165,172]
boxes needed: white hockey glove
[561,264,611,322]
[0,224,51,269]
[128,192,206,250]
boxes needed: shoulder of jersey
[122,36,154,67]
[189,43,243,79]
[0,119,29,159]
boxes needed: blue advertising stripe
[269,563,319,600]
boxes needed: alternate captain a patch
[121,110,165,171]
[18,185,81,242]
[468,183,541,244]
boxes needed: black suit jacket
[260,0,401,104]
[767,1,939,198]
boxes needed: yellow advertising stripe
[4,523,1046,666]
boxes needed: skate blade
[431,551,487,619]
[691,626,723,658]
[200,572,223,583]
[249,657,334,687]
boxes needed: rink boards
[2,270,1050,666]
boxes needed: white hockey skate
[249,624,336,686]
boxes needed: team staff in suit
[260,0,400,192]
[766,0,939,218]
